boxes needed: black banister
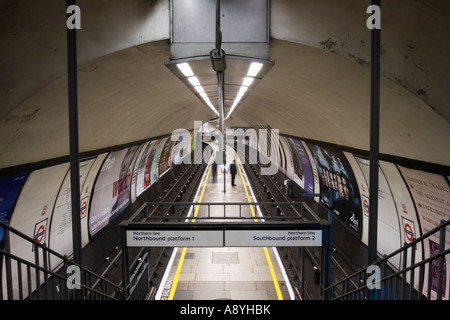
[325,219,450,300]
[0,219,123,300]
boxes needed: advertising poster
[151,137,167,185]
[136,139,162,197]
[159,138,176,178]
[287,138,314,194]
[379,161,423,285]
[379,162,420,245]
[89,146,140,237]
[171,130,191,165]
[135,140,161,197]
[135,141,152,198]
[278,136,293,176]
[353,156,401,267]
[48,159,96,269]
[0,173,28,244]
[398,166,450,299]
[144,141,161,189]
[79,153,108,246]
[245,128,258,149]
[3,164,69,299]
[305,144,362,236]
[130,144,144,203]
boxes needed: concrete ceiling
[1,0,449,169]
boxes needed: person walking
[230,160,237,186]
[212,161,217,183]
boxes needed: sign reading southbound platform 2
[126,229,322,247]
[225,230,322,247]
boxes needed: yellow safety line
[230,147,284,300]
[263,247,283,299]
[167,247,187,300]
[168,151,215,300]
[229,147,257,221]
[192,162,213,222]
[170,148,283,300]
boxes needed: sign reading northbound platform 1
[127,230,223,247]
[126,229,322,247]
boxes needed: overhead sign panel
[225,230,322,247]
[127,230,223,247]
[126,228,323,247]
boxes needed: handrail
[138,201,320,222]
[0,219,124,300]
[325,219,450,300]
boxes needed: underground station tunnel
[0,0,449,311]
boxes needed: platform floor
[156,147,294,300]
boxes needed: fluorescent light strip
[188,76,200,87]
[226,83,250,118]
[248,62,263,77]
[239,86,248,94]
[206,101,219,115]
[242,77,254,87]
[227,61,266,119]
[177,62,219,116]
[195,86,205,94]
[177,63,194,77]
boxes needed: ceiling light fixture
[167,58,274,121]
[177,63,194,77]
[239,86,248,94]
[188,76,201,87]
[242,77,254,87]
[176,63,219,116]
[195,86,205,94]
[248,62,263,77]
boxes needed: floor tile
[230,290,269,300]
[212,252,239,264]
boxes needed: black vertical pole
[436,220,446,300]
[66,0,83,295]
[120,225,130,299]
[323,189,335,299]
[368,0,381,266]
[214,0,226,193]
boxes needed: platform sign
[225,230,322,247]
[126,230,223,247]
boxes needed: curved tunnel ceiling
[1,0,449,169]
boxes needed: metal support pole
[218,71,226,193]
[66,0,83,299]
[368,0,381,266]
[215,0,222,52]
[323,189,335,299]
[120,225,130,299]
[213,0,226,193]
[436,219,446,300]
[3,224,13,299]
[301,247,305,299]
[323,223,332,300]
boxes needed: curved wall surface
[1,0,449,300]
[1,0,450,168]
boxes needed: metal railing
[120,200,335,300]
[325,219,450,300]
[131,201,324,223]
[0,220,124,300]
[126,250,150,300]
